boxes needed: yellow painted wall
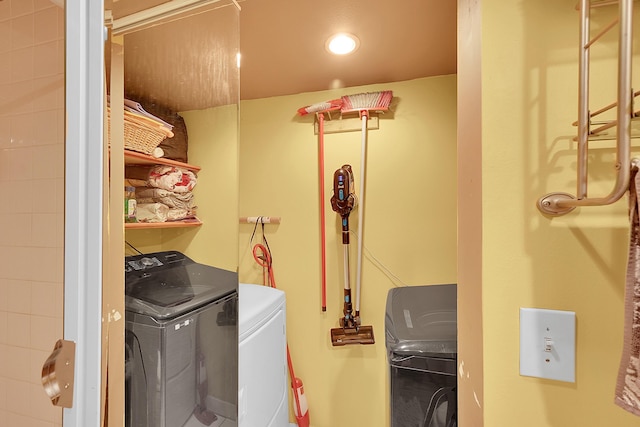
[478,1,640,425]
[237,76,457,426]
[124,104,239,272]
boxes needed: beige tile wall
[0,0,64,426]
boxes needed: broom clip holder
[314,114,380,135]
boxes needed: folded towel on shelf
[166,207,193,221]
[136,202,169,223]
[615,165,640,417]
[149,166,197,193]
[136,187,195,210]
[136,203,194,223]
[126,165,197,193]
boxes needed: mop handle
[355,111,368,315]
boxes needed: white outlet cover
[519,308,576,383]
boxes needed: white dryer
[238,283,289,427]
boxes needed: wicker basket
[108,108,171,155]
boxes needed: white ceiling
[107,0,457,111]
[239,0,457,101]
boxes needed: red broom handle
[252,243,306,422]
[286,345,303,418]
[318,113,327,311]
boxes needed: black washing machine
[385,284,457,427]
[124,251,238,427]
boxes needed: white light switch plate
[519,308,576,383]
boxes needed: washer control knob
[140,257,154,267]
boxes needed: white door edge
[64,1,104,426]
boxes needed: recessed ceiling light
[326,33,360,55]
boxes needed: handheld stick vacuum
[330,165,375,346]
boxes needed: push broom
[298,98,342,312]
[334,90,393,344]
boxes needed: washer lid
[239,283,285,338]
[125,251,237,320]
[385,284,457,358]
